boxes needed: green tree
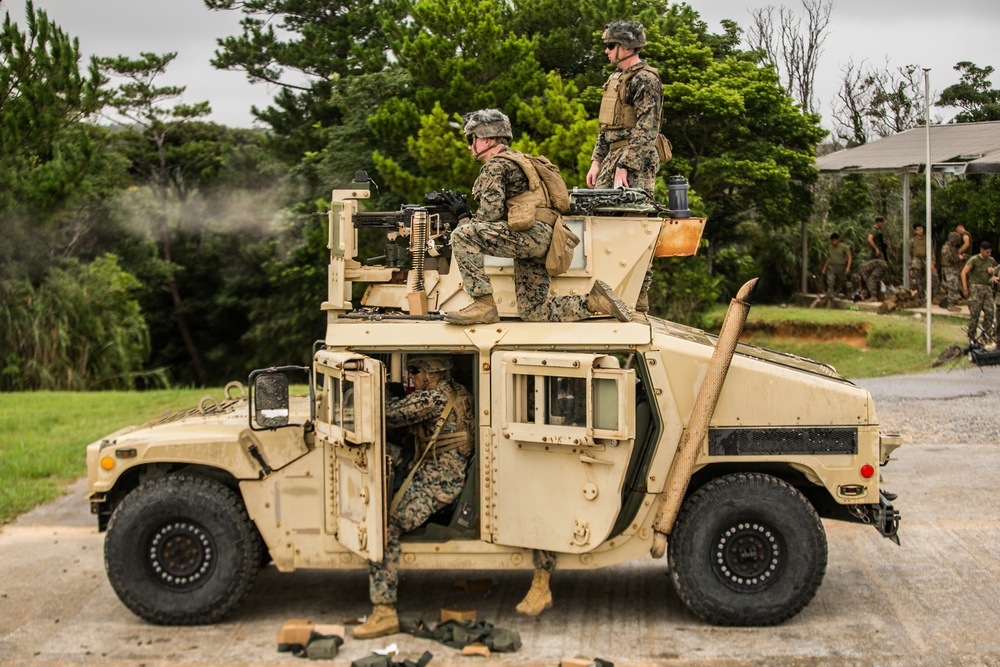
[0,254,153,391]
[99,51,217,386]
[646,24,826,298]
[937,61,1000,123]
[0,1,122,282]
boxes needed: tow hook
[874,491,901,545]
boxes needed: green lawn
[0,307,971,524]
[706,304,970,379]
[0,388,221,524]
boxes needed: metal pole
[902,172,910,289]
[801,218,809,294]
[924,68,933,355]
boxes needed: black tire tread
[104,473,261,625]
[668,472,828,626]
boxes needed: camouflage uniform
[857,259,888,300]
[823,242,851,298]
[450,147,592,322]
[368,378,474,605]
[940,232,963,307]
[910,236,937,298]
[591,60,663,300]
[965,254,998,341]
[591,61,663,193]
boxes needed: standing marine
[585,20,664,311]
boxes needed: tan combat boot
[352,604,400,639]
[515,568,553,617]
[586,280,631,322]
[444,294,499,325]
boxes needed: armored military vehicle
[86,174,901,628]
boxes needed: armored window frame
[500,351,635,446]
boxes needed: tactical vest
[413,383,474,457]
[496,150,570,231]
[598,63,660,129]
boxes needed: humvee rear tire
[668,472,827,626]
[104,473,261,625]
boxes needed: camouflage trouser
[533,549,557,573]
[595,146,658,297]
[369,448,469,604]
[825,264,847,297]
[450,220,590,321]
[909,257,938,297]
[594,145,659,193]
[966,284,996,341]
[858,259,888,298]
[943,267,962,304]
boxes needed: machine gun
[353,191,461,230]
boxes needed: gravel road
[854,363,1000,444]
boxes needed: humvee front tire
[104,473,261,625]
[668,472,827,626]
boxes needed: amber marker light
[100,456,115,471]
[860,464,875,479]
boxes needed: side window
[500,351,635,445]
[315,351,374,445]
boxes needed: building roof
[815,120,1000,174]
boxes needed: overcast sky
[4,0,998,129]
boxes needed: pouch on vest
[545,216,580,276]
[655,133,672,163]
[505,196,540,231]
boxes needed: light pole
[924,67,932,356]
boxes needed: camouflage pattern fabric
[450,148,592,321]
[966,284,996,341]
[858,259,888,298]
[943,267,962,305]
[591,62,662,194]
[941,240,962,304]
[533,549,557,573]
[591,61,662,298]
[824,264,848,297]
[909,256,938,298]
[369,381,473,605]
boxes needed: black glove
[438,189,472,222]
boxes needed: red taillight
[860,464,875,479]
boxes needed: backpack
[496,150,570,231]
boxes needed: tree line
[2,0,998,390]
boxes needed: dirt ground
[2,367,1000,666]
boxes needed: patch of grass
[706,305,970,378]
[0,388,224,524]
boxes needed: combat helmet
[948,231,962,246]
[461,109,513,142]
[407,355,452,374]
[602,20,647,50]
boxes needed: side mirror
[252,372,290,428]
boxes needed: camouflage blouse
[386,381,463,434]
[470,147,531,224]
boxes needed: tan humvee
[86,175,901,628]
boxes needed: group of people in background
[820,216,998,345]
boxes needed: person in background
[821,233,852,299]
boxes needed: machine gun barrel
[353,206,459,229]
